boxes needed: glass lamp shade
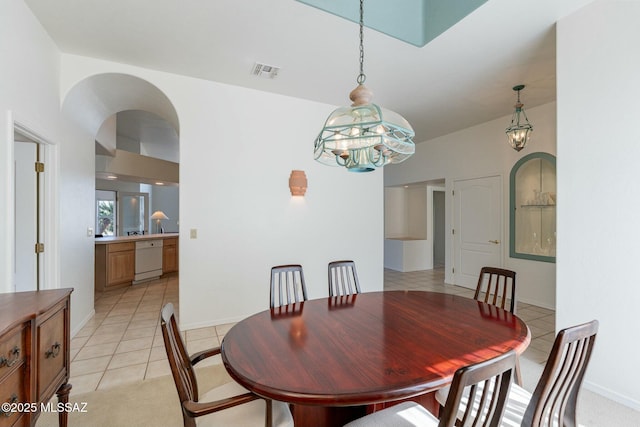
[506,106,533,152]
[314,93,415,172]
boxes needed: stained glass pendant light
[314,0,415,172]
[506,84,533,152]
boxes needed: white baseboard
[72,308,96,338]
[584,379,640,412]
[180,315,246,332]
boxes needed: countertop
[94,233,179,244]
[385,237,427,241]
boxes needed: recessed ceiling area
[296,0,488,47]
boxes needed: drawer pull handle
[0,346,20,368]
[45,342,61,359]
[1,393,18,417]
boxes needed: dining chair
[475,266,517,314]
[437,320,599,427]
[160,303,294,427]
[270,264,308,308]
[328,260,361,297]
[343,351,517,427]
[474,266,523,385]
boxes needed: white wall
[385,102,557,308]
[407,187,427,239]
[0,0,95,334]
[557,0,640,410]
[384,187,407,238]
[95,115,116,154]
[384,187,427,239]
[60,55,384,329]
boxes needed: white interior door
[14,140,40,291]
[453,175,502,288]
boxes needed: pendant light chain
[357,0,366,85]
[313,0,415,172]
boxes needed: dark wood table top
[221,291,530,407]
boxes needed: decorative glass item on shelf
[510,152,556,263]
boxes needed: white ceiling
[24,0,594,143]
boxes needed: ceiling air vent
[251,63,280,79]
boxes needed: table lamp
[150,211,169,234]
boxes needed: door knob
[488,240,500,244]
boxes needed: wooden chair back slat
[328,260,361,297]
[523,320,598,427]
[440,351,516,427]
[161,303,199,427]
[270,264,308,308]
[474,267,516,314]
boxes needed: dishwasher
[134,239,163,284]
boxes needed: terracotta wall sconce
[289,170,307,196]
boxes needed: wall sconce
[289,170,307,196]
[150,211,169,233]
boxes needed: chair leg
[265,399,273,427]
[515,355,523,386]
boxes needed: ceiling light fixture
[313,0,415,172]
[506,84,533,152]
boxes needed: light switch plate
[87,227,94,237]
[190,228,197,239]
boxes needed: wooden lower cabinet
[95,235,179,292]
[95,242,135,292]
[0,289,73,427]
[162,237,178,274]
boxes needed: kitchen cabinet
[0,289,73,427]
[95,242,135,292]
[95,234,179,292]
[509,152,556,263]
[162,237,178,274]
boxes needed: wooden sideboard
[0,289,73,427]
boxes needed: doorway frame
[9,113,59,291]
[428,185,446,269]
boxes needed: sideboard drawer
[37,305,67,402]
[0,363,27,427]
[0,325,26,380]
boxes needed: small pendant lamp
[313,0,415,172]
[506,84,533,152]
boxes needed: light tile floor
[68,273,229,395]
[68,268,555,394]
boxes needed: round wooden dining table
[221,291,530,427]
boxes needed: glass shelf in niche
[510,152,556,263]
